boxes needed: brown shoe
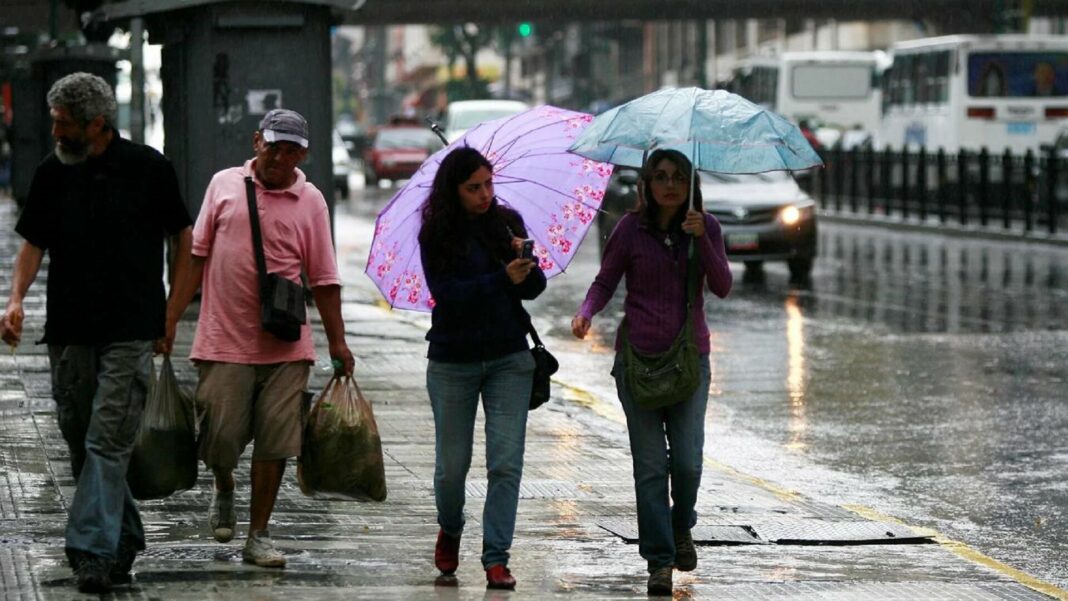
[485,564,516,590]
[674,528,697,571]
[647,566,672,596]
[74,553,112,594]
[434,529,461,575]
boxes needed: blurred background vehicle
[335,116,369,158]
[363,125,442,185]
[443,99,530,142]
[333,129,352,199]
[599,168,818,280]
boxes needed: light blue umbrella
[568,86,822,175]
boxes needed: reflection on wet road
[347,188,1067,590]
[707,223,1068,590]
[802,226,1068,333]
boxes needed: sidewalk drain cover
[596,520,763,545]
[750,519,932,544]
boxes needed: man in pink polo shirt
[163,109,354,568]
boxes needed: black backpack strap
[244,176,268,299]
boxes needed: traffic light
[517,22,533,38]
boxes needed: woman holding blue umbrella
[419,147,545,590]
[571,149,732,596]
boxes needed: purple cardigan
[578,213,732,354]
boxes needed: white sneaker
[242,530,286,568]
[208,490,236,543]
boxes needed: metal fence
[803,146,1068,235]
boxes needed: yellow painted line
[555,380,618,422]
[559,377,1068,600]
[843,505,1068,600]
[702,457,802,503]
[557,380,802,502]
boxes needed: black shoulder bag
[244,176,306,342]
[512,300,559,410]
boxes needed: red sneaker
[485,564,516,590]
[434,530,461,575]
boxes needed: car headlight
[780,206,802,225]
[779,205,813,226]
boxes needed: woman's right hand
[571,315,591,339]
[506,258,535,284]
[1,303,24,348]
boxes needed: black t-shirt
[15,135,192,345]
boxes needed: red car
[363,126,440,185]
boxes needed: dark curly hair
[419,147,526,273]
[634,148,704,232]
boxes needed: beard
[54,139,89,165]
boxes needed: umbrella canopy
[365,105,613,312]
[568,87,822,174]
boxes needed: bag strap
[684,240,699,311]
[244,176,269,299]
[518,301,546,347]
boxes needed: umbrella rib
[496,178,582,204]
[496,193,578,272]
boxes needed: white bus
[727,51,887,148]
[878,34,1068,154]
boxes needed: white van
[443,100,530,142]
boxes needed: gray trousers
[48,341,153,561]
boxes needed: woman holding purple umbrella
[571,149,732,596]
[419,147,546,590]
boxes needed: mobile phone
[520,239,535,260]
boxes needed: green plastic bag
[298,375,387,502]
[127,356,198,500]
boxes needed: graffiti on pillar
[213,52,243,124]
[247,90,283,116]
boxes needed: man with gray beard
[0,72,193,593]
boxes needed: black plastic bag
[298,375,387,502]
[127,356,198,500]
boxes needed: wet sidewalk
[0,196,1063,600]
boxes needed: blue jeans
[613,352,711,572]
[48,341,153,562]
[427,350,534,568]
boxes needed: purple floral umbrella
[365,105,613,311]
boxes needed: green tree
[430,24,494,100]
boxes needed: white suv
[443,100,530,143]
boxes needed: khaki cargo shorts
[195,361,310,471]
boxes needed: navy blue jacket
[421,228,546,363]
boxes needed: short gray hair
[46,72,117,129]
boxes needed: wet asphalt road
[351,180,1068,590]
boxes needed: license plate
[1007,122,1036,135]
[727,233,758,250]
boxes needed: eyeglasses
[651,172,688,186]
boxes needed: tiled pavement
[0,196,1062,600]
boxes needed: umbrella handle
[425,118,449,146]
[690,140,697,211]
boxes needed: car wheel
[338,181,350,199]
[743,260,764,272]
[364,169,378,187]
[788,257,813,280]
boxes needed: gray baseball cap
[259,108,309,147]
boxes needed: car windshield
[375,128,436,149]
[450,109,524,130]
